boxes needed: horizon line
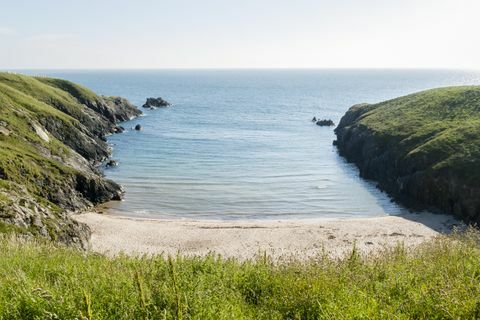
[2,66,479,72]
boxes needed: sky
[0,0,479,69]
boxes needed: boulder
[106,160,118,167]
[312,117,317,122]
[134,124,143,131]
[113,126,125,134]
[0,126,10,136]
[142,97,171,108]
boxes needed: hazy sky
[1,0,479,69]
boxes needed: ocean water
[26,69,480,220]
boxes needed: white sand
[74,212,461,260]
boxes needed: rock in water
[142,97,171,108]
[312,116,317,122]
[316,119,335,126]
[134,124,143,131]
[106,160,118,167]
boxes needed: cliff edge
[335,86,480,224]
[0,72,141,248]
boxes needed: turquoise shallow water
[24,69,480,220]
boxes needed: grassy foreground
[0,230,479,319]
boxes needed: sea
[23,69,480,220]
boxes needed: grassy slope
[335,86,480,222]
[352,86,480,182]
[0,73,99,132]
[0,231,479,319]
[0,72,136,243]
[0,78,79,218]
[0,73,113,160]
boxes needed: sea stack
[142,97,171,108]
[316,119,335,127]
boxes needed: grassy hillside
[0,72,141,247]
[0,230,479,319]
[335,86,480,223]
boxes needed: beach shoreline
[74,211,460,260]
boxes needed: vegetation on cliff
[335,86,480,224]
[0,230,479,319]
[0,72,141,247]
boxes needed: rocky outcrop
[74,174,124,204]
[335,87,480,224]
[37,78,141,124]
[0,184,91,249]
[316,119,335,127]
[106,160,118,167]
[102,96,142,122]
[0,72,142,248]
[142,97,171,108]
[113,126,125,134]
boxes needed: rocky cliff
[0,72,141,248]
[335,86,480,224]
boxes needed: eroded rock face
[142,97,171,108]
[102,96,142,122]
[335,98,480,224]
[0,185,90,250]
[75,174,124,204]
[0,73,143,248]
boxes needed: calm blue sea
[22,69,480,220]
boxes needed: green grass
[0,222,26,234]
[353,86,480,183]
[0,73,105,133]
[335,86,480,223]
[0,230,479,319]
[0,72,123,241]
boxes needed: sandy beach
[75,212,461,260]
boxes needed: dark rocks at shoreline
[75,174,124,204]
[106,160,118,167]
[142,97,171,109]
[311,117,317,122]
[134,124,143,131]
[316,119,335,127]
[113,126,125,134]
[101,96,142,122]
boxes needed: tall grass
[0,229,479,319]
